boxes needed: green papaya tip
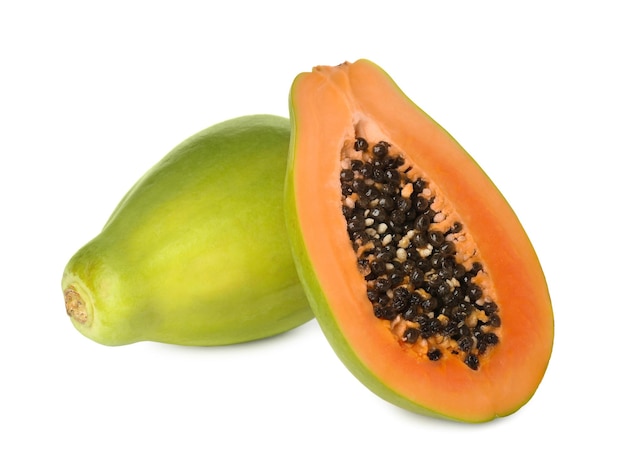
[64,285,91,326]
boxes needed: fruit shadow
[151,317,320,355]
[384,397,522,427]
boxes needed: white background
[2,1,623,473]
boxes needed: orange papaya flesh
[286,59,553,422]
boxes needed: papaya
[286,60,553,422]
[63,115,311,346]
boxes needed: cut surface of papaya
[286,60,553,422]
[63,115,311,346]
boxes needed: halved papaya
[286,60,553,422]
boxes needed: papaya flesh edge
[285,60,554,422]
[63,115,312,347]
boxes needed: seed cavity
[340,137,501,371]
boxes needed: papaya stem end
[64,285,90,326]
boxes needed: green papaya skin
[62,115,312,346]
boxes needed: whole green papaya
[62,115,311,346]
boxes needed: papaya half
[286,60,553,422]
[63,115,311,346]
